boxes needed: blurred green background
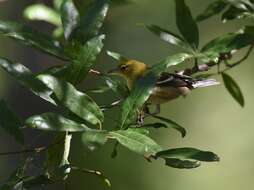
[0,0,254,190]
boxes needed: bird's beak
[107,68,120,74]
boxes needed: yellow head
[109,60,148,88]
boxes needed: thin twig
[100,99,123,111]
[0,147,47,156]
[223,44,254,71]
[71,166,111,187]
[89,69,103,76]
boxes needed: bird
[108,59,219,115]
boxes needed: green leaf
[102,75,129,97]
[146,25,191,50]
[73,0,94,16]
[70,0,109,42]
[45,133,72,180]
[61,0,79,40]
[152,115,186,137]
[25,112,90,131]
[196,0,228,22]
[0,100,24,144]
[81,129,108,151]
[155,147,219,169]
[222,73,245,107]
[0,58,55,104]
[66,34,105,84]
[175,0,199,49]
[201,29,254,62]
[222,5,254,22]
[118,53,191,129]
[37,74,104,126]
[109,129,162,155]
[23,4,61,26]
[0,20,68,60]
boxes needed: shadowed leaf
[196,0,228,22]
[151,115,186,137]
[155,147,219,169]
[0,100,24,144]
[0,20,68,60]
[175,0,199,48]
[81,129,108,151]
[222,73,244,107]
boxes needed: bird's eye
[120,65,128,71]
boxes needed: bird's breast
[147,86,190,104]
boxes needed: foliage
[0,0,253,188]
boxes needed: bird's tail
[192,78,220,88]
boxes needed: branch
[0,147,46,156]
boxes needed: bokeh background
[0,0,254,190]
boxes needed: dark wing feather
[156,72,194,88]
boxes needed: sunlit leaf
[38,74,104,126]
[119,53,191,129]
[61,0,79,39]
[109,129,162,155]
[152,115,186,137]
[175,0,199,48]
[222,72,244,107]
[0,58,55,104]
[196,0,228,22]
[146,24,191,50]
[0,20,68,60]
[155,147,219,169]
[0,100,24,144]
[24,4,61,26]
[25,112,90,131]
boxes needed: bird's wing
[156,72,194,88]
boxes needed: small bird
[109,59,219,114]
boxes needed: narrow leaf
[109,129,162,155]
[152,115,186,137]
[70,0,109,42]
[175,0,199,48]
[24,4,61,26]
[0,58,55,104]
[146,25,191,50]
[25,112,90,132]
[61,0,79,40]
[155,147,219,169]
[0,20,68,60]
[38,74,104,126]
[66,34,105,84]
[0,100,24,144]
[222,73,245,107]
[196,0,228,22]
